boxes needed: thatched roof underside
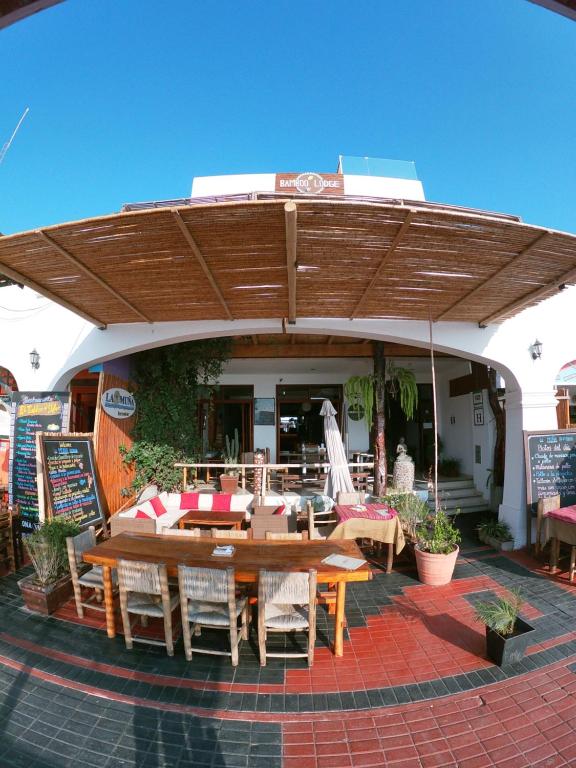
[1,199,576,329]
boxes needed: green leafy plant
[344,362,418,428]
[223,428,239,475]
[121,338,231,493]
[416,509,461,555]
[438,456,461,477]
[474,589,523,637]
[477,518,513,542]
[120,441,188,493]
[378,491,429,539]
[25,517,81,586]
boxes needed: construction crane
[0,107,29,166]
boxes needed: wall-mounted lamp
[29,348,40,370]
[530,339,543,360]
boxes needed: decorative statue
[396,438,411,461]
[393,437,414,491]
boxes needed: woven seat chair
[210,528,248,539]
[177,565,248,665]
[0,502,15,574]
[307,501,337,540]
[258,568,317,667]
[265,532,304,541]
[66,526,116,618]
[117,559,179,656]
[336,491,365,505]
[161,527,203,537]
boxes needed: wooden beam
[252,335,259,345]
[171,209,233,320]
[37,230,150,323]
[231,343,374,358]
[0,259,107,328]
[350,209,415,319]
[285,201,297,323]
[437,231,552,321]
[327,336,335,344]
[480,262,576,326]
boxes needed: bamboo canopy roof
[1,197,576,330]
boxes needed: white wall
[191,172,425,201]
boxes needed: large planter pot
[485,618,535,666]
[414,545,459,586]
[220,474,239,494]
[18,572,73,615]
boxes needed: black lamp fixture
[530,339,543,360]
[29,348,40,370]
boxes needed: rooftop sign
[275,172,344,196]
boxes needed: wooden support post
[333,582,347,656]
[103,565,116,638]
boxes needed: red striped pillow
[273,504,286,516]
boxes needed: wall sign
[274,172,344,196]
[100,388,136,420]
[9,392,70,531]
[473,409,484,426]
[38,433,106,529]
[524,430,576,515]
[254,398,275,426]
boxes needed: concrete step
[439,486,484,499]
[435,479,476,491]
[440,494,487,509]
[447,504,491,515]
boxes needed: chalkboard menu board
[38,435,106,529]
[9,392,70,532]
[524,430,576,513]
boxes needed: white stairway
[424,477,491,515]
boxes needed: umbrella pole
[429,313,439,514]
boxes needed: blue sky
[0,0,574,235]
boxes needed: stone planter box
[477,530,514,551]
[18,572,73,615]
[485,618,535,666]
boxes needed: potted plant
[220,428,240,493]
[474,589,535,666]
[18,517,80,615]
[477,518,514,551]
[414,509,461,585]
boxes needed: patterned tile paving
[1,531,576,766]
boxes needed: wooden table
[546,505,576,581]
[329,504,405,574]
[178,509,245,531]
[83,532,372,656]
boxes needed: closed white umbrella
[321,399,355,499]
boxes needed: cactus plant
[223,428,239,475]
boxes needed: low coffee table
[178,509,245,531]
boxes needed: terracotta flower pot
[414,545,459,586]
[220,474,239,494]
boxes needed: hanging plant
[344,363,418,427]
[344,376,375,428]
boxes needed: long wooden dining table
[83,532,372,656]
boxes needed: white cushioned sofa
[109,490,291,536]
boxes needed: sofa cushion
[135,509,154,519]
[149,496,168,517]
[211,494,233,512]
[273,504,286,516]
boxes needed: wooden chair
[177,565,248,665]
[336,491,365,505]
[265,531,303,541]
[66,526,115,618]
[211,528,248,539]
[281,473,301,493]
[117,559,179,656]
[0,502,15,574]
[307,501,337,540]
[536,495,561,555]
[350,473,369,493]
[257,568,317,666]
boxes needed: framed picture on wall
[473,391,483,406]
[254,398,275,426]
[474,408,484,426]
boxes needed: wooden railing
[174,461,374,496]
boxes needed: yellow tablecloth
[328,515,405,554]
